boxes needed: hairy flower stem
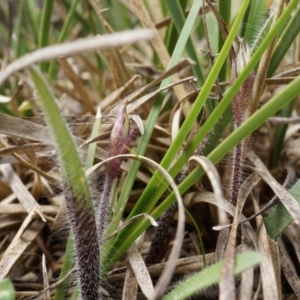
[97,175,115,247]
[229,40,255,206]
[64,186,101,300]
[145,203,177,264]
[231,142,243,207]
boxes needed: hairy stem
[64,186,100,300]
[97,175,115,247]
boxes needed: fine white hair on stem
[85,153,185,300]
[0,29,154,86]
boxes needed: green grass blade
[166,0,205,85]
[264,179,300,239]
[162,252,262,300]
[53,234,75,300]
[250,11,274,53]
[269,99,295,168]
[30,66,99,299]
[85,108,102,170]
[0,278,15,300]
[267,5,300,77]
[242,0,268,44]
[48,0,80,80]
[218,0,231,83]
[38,0,54,72]
[29,66,92,201]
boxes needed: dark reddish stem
[64,187,101,300]
[97,175,114,247]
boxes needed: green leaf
[29,66,91,203]
[268,5,300,77]
[264,178,300,239]
[0,278,15,300]
[38,0,54,71]
[163,252,262,300]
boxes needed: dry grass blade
[127,235,154,299]
[89,0,132,90]
[0,143,52,157]
[122,264,138,300]
[269,116,300,124]
[285,224,300,263]
[184,191,258,250]
[127,76,194,114]
[0,113,108,160]
[278,239,300,297]
[189,155,228,225]
[58,57,95,113]
[248,0,285,117]
[105,213,157,240]
[42,254,50,300]
[219,173,261,300]
[239,248,255,300]
[108,254,215,283]
[252,198,279,299]
[129,0,188,113]
[247,149,300,227]
[0,204,57,214]
[0,218,45,280]
[0,29,154,85]
[0,164,45,221]
[100,75,141,110]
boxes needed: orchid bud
[107,102,134,179]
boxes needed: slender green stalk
[267,5,300,77]
[166,0,205,85]
[53,235,75,300]
[24,0,39,44]
[38,0,54,72]
[48,0,80,80]
[218,0,231,84]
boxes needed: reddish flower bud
[107,102,134,179]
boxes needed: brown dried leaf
[253,198,278,300]
[184,191,258,250]
[128,0,189,118]
[248,150,300,227]
[0,30,154,85]
[108,254,215,283]
[0,164,45,221]
[278,238,300,298]
[42,254,50,300]
[122,263,138,300]
[220,173,261,300]
[128,235,155,299]
[58,57,95,113]
[0,218,45,280]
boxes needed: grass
[1,0,300,299]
